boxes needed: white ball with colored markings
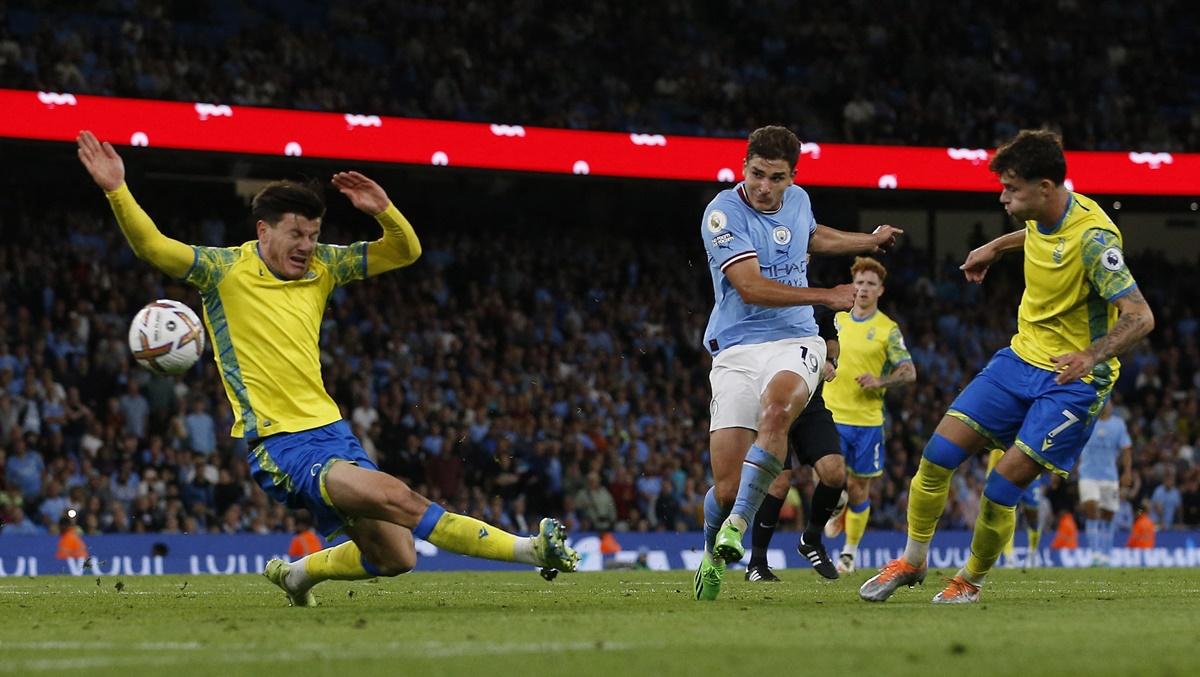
[128,299,206,375]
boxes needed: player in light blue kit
[1076,400,1133,565]
[695,126,903,600]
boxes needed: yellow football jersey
[1010,192,1136,387]
[825,309,912,426]
[185,241,367,438]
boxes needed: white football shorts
[708,336,826,432]
[1078,478,1120,513]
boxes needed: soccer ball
[128,300,206,374]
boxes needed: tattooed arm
[1050,288,1155,384]
[1086,288,1156,363]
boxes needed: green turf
[1,567,1198,676]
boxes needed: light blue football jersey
[1076,415,1131,481]
[701,183,818,356]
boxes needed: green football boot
[693,552,725,601]
[711,523,746,563]
[263,558,317,607]
[533,518,580,573]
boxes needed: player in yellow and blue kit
[860,130,1155,604]
[822,257,915,573]
[77,131,578,607]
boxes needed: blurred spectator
[1151,471,1182,528]
[184,398,216,455]
[54,515,88,559]
[5,433,44,500]
[118,380,149,440]
[1050,512,1079,550]
[574,471,616,532]
[1,505,45,535]
[1127,510,1157,548]
[288,512,323,559]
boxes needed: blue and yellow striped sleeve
[1081,228,1136,302]
[184,246,241,292]
[314,242,368,287]
[885,325,912,368]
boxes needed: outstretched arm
[332,171,422,275]
[809,224,903,256]
[77,131,193,278]
[724,258,856,309]
[960,229,1026,283]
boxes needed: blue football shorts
[247,419,377,537]
[836,423,885,478]
[948,348,1110,477]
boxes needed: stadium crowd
[1,0,1198,150]
[1,0,1198,544]
[1,192,1198,543]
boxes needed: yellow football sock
[986,448,1003,475]
[844,503,870,555]
[907,458,954,543]
[987,450,1016,562]
[304,540,371,582]
[426,512,520,563]
[1027,526,1041,553]
[965,496,1017,582]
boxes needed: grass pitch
[1,567,1197,676]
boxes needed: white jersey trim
[719,250,757,272]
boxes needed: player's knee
[820,465,846,489]
[846,480,869,504]
[814,455,846,487]
[367,553,415,577]
[378,552,416,577]
[381,480,426,522]
[757,402,792,435]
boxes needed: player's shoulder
[313,241,356,261]
[196,241,249,267]
[1071,193,1120,235]
[784,184,812,203]
[874,309,901,330]
[702,188,747,233]
[706,188,748,217]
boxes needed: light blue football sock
[703,486,728,554]
[730,444,784,526]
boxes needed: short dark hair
[746,125,801,170]
[989,129,1067,185]
[251,179,326,225]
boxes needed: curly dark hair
[746,125,801,170]
[251,179,326,225]
[989,129,1067,185]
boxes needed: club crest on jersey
[1053,237,1066,264]
[1102,247,1124,271]
[772,226,792,246]
[707,210,727,233]
[866,327,876,341]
